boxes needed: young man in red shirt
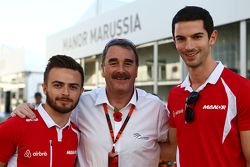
[0,55,84,167]
[167,6,250,167]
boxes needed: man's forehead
[175,21,206,35]
[175,20,204,30]
[106,46,135,55]
[47,69,82,83]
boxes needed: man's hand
[11,103,36,119]
[240,130,250,167]
[0,161,6,167]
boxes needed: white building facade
[0,45,43,112]
[47,0,250,101]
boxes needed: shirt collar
[95,87,138,108]
[180,61,224,92]
[37,104,71,129]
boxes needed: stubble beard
[46,92,80,114]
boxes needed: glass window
[96,54,105,86]
[84,56,96,86]
[158,41,180,101]
[135,45,154,95]
[137,45,154,82]
[158,42,180,82]
[213,22,240,73]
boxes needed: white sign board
[47,0,250,59]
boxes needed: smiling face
[174,20,217,69]
[102,45,138,95]
[43,67,83,114]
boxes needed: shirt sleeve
[167,91,176,128]
[237,79,250,130]
[0,117,19,163]
[157,101,169,142]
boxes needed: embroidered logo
[173,109,184,117]
[24,150,48,158]
[32,151,48,157]
[24,150,32,158]
[25,118,39,122]
[203,105,227,110]
[66,150,77,155]
[133,133,149,140]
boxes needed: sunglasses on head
[185,91,199,123]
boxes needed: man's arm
[11,103,36,119]
[240,130,250,167]
[0,161,5,167]
[0,117,19,166]
[160,127,177,161]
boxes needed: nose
[117,64,125,72]
[185,38,194,51]
[62,86,70,96]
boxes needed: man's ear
[135,66,138,78]
[209,30,218,46]
[101,64,105,77]
[42,83,47,95]
[80,87,84,94]
[173,36,176,43]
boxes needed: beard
[46,91,80,114]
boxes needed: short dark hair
[34,92,42,98]
[102,38,139,66]
[172,6,214,38]
[44,55,84,87]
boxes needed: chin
[113,86,128,92]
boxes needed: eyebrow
[124,59,134,63]
[175,32,205,39]
[107,58,134,63]
[51,80,81,87]
[108,58,118,63]
[52,80,63,84]
[191,32,204,36]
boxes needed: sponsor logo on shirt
[133,133,149,140]
[25,118,39,122]
[66,150,77,155]
[24,149,48,158]
[202,105,227,110]
[24,150,32,158]
[173,109,184,117]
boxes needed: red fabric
[167,68,250,167]
[0,111,78,167]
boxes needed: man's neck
[43,104,71,128]
[106,88,134,110]
[188,59,217,91]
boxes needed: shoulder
[221,68,250,93]
[221,68,248,82]
[80,87,103,100]
[0,116,26,138]
[75,88,103,109]
[1,110,43,129]
[136,88,165,105]
[0,116,25,128]
[168,84,185,98]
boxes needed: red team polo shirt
[0,105,79,167]
[168,62,250,167]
